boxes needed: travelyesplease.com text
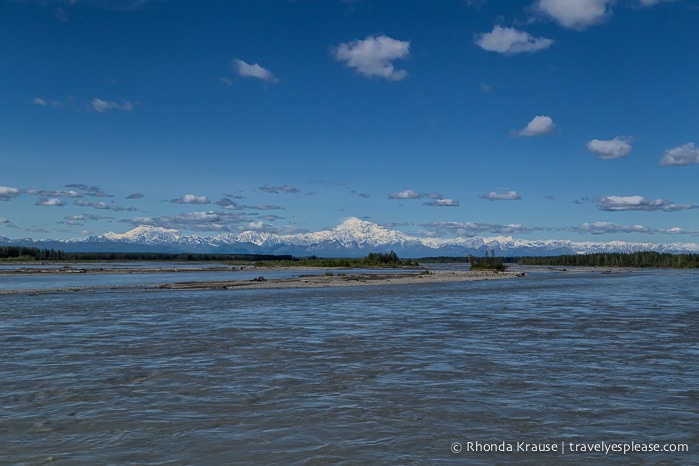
[450,440,689,455]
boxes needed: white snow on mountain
[63,217,699,256]
[2,217,697,256]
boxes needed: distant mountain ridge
[2,217,698,257]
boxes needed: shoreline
[0,270,523,295]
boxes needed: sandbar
[0,268,523,295]
[155,270,523,291]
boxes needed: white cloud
[422,221,533,237]
[514,115,555,137]
[537,0,612,29]
[0,217,9,223]
[74,199,135,211]
[248,204,283,210]
[91,98,133,112]
[424,198,460,207]
[124,210,254,232]
[65,184,112,197]
[587,137,633,159]
[598,195,695,212]
[233,59,277,83]
[37,198,66,207]
[333,34,410,81]
[475,26,554,54]
[216,198,243,209]
[259,185,300,194]
[657,226,685,234]
[571,222,651,235]
[659,142,699,166]
[483,191,522,201]
[31,97,63,108]
[0,186,21,201]
[388,189,422,200]
[32,189,82,198]
[172,194,211,204]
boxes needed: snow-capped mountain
[2,217,698,256]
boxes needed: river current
[1,268,697,464]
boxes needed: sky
[1,0,698,244]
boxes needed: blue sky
[1,0,698,244]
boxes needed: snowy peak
[329,217,412,246]
[101,225,181,243]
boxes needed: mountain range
[2,217,698,257]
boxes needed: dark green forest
[2,245,698,269]
[0,246,291,263]
[468,249,507,271]
[518,251,699,268]
[256,251,419,268]
[0,247,417,268]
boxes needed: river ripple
[1,269,697,464]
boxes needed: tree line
[518,251,699,268]
[3,245,698,268]
[0,246,292,262]
[469,249,507,271]
[256,251,419,268]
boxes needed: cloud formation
[63,214,111,225]
[66,184,112,197]
[536,0,611,29]
[570,222,650,235]
[424,198,460,207]
[587,137,633,159]
[659,142,699,166]
[259,185,300,194]
[74,199,136,211]
[171,194,211,204]
[483,191,522,201]
[123,210,274,232]
[598,195,695,212]
[333,35,410,81]
[36,198,66,207]
[422,221,532,237]
[0,186,21,201]
[233,59,277,83]
[28,189,82,198]
[388,189,422,200]
[126,211,233,232]
[514,115,555,137]
[475,26,553,54]
[91,98,133,112]
[216,198,243,210]
[657,226,691,235]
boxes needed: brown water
[1,269,697,464]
